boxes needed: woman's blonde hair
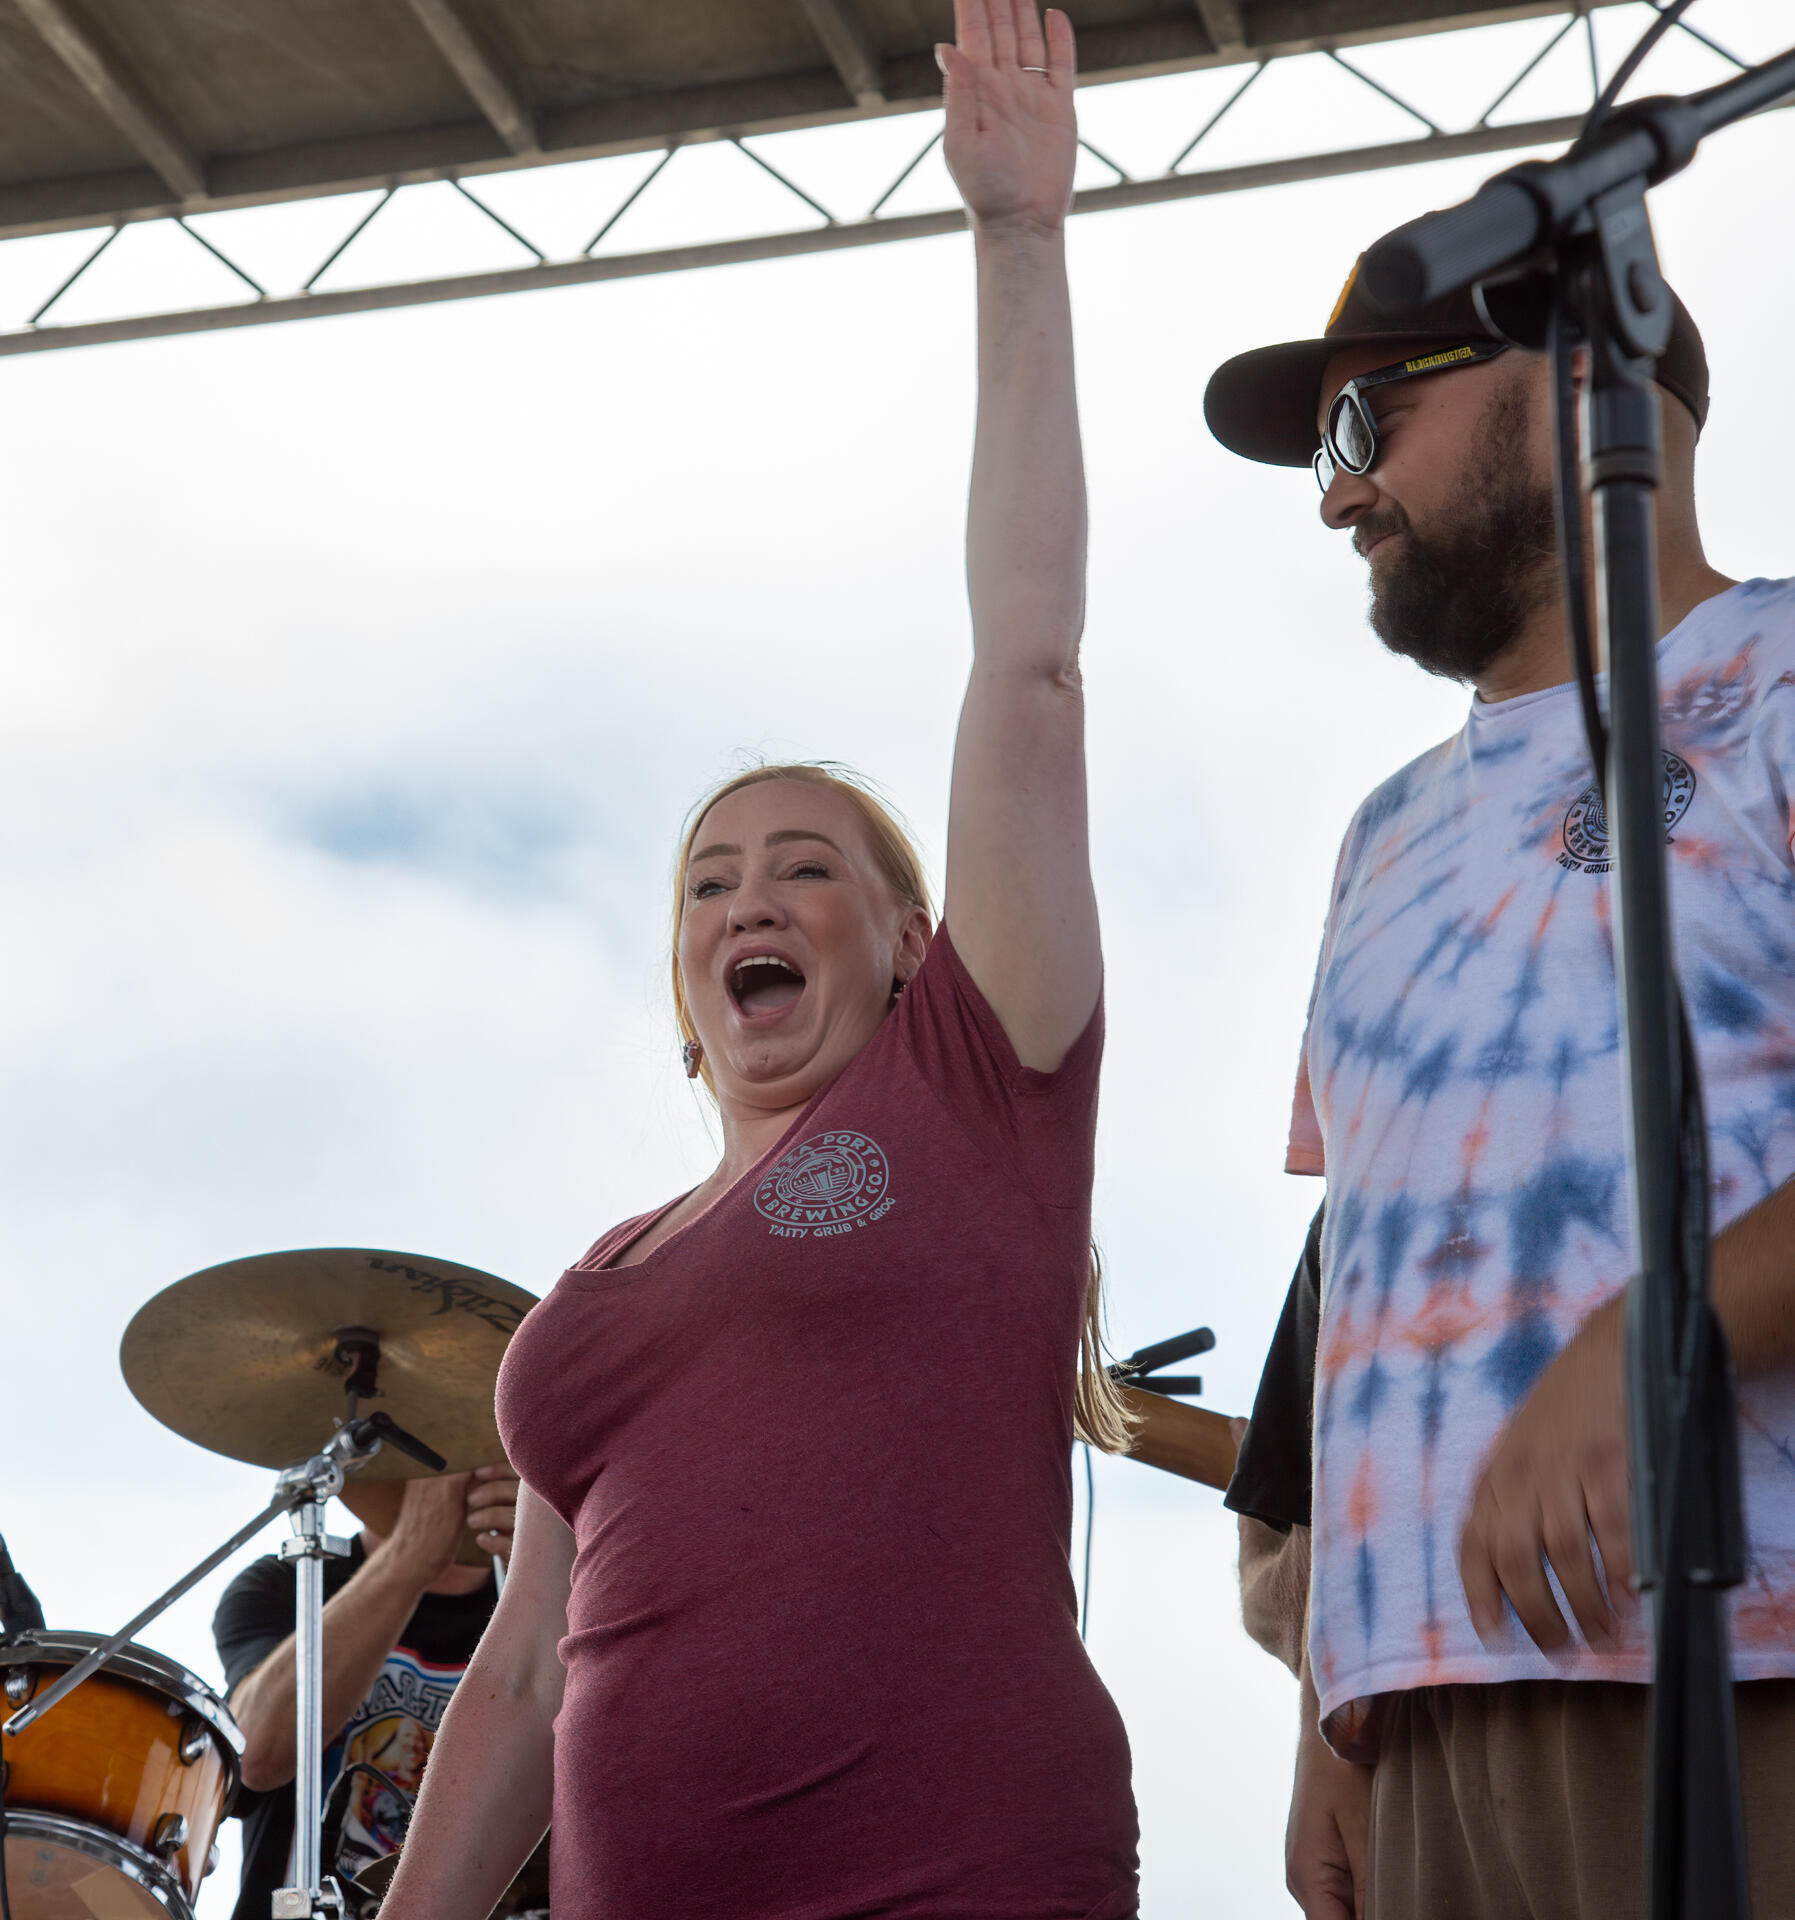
[669,760,1137,1455]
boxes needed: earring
[892,977,908,999]
[682,1039,702,1078]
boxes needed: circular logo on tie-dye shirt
[753,1130,891,1228]
[1562,749,1695,866]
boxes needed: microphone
[1358,53,1795,319]
[1112,1326,1215,1382]
[0,1535,46,1639]
[1110,1327,1215,1396]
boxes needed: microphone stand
[1361,44,1795,1920]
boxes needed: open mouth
[729,954,806,1018]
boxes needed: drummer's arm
[232,1473,474,1792]
[378,1484,570,1920]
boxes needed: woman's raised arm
[940,0,1098,1072]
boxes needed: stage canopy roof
[1,0,1732,353]
[2,0,1639,237]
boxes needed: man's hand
[939,0,1077,236]
[233,1462,517,1792]
[466,1466,520,1564]
[384,1472,480,1587]
[1458,1297,1634,1652]
[1287,1661,1370,1920]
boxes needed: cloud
[3,17,1791,1910]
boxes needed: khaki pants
[1368,1681,1795,1920]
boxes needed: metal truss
[0,1,1765,359]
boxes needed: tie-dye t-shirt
[1290,578,1795,1756]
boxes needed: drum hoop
[0,1632,245,1761]
[0,1807,196,1920]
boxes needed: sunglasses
[1313,339,1510,492]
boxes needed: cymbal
[121,1248,537,1478]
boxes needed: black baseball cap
[1204,238,1710,469]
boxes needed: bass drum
[0,1632,242,1920]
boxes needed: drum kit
[0,1247,538,1920]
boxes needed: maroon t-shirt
[496,926,1139,1920]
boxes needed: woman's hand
[940,0,1077,236]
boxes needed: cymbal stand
[271,1431,358,1919]
[3,1409,444,1918]
[274,1411,445,1917]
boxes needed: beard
[1361,385,1559,683]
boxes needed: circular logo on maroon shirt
[753,1130,890,1227]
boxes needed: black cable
[1548,275,1608,786]
[1551,257,1711,1367]
[321,1760,412,1883]
[0,1526,42,1920]
[1079,1443,1095,1642]
[1677,1009,1711,1333]
[1552,0,1723,1663]
[1577,0,1697,147]
[0,1533,26,1920]
[1658,1003,1716,1539]
[0,1760,12,1920]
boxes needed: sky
[2,3,1793,1913]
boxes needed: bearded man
[1205,235,1795,1919]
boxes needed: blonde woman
[378,5,1138,1915]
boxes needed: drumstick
[1118,1386,1241,1492]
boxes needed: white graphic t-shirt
[324,1645,464,1882]
[1290,578,1795,1756]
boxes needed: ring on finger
[1021,65,1049,73]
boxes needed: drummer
[211,1466,519,1920]
[377,6,1141,1918]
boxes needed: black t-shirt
[212,1538,497,1920]
[1223,1201,1323,1534]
